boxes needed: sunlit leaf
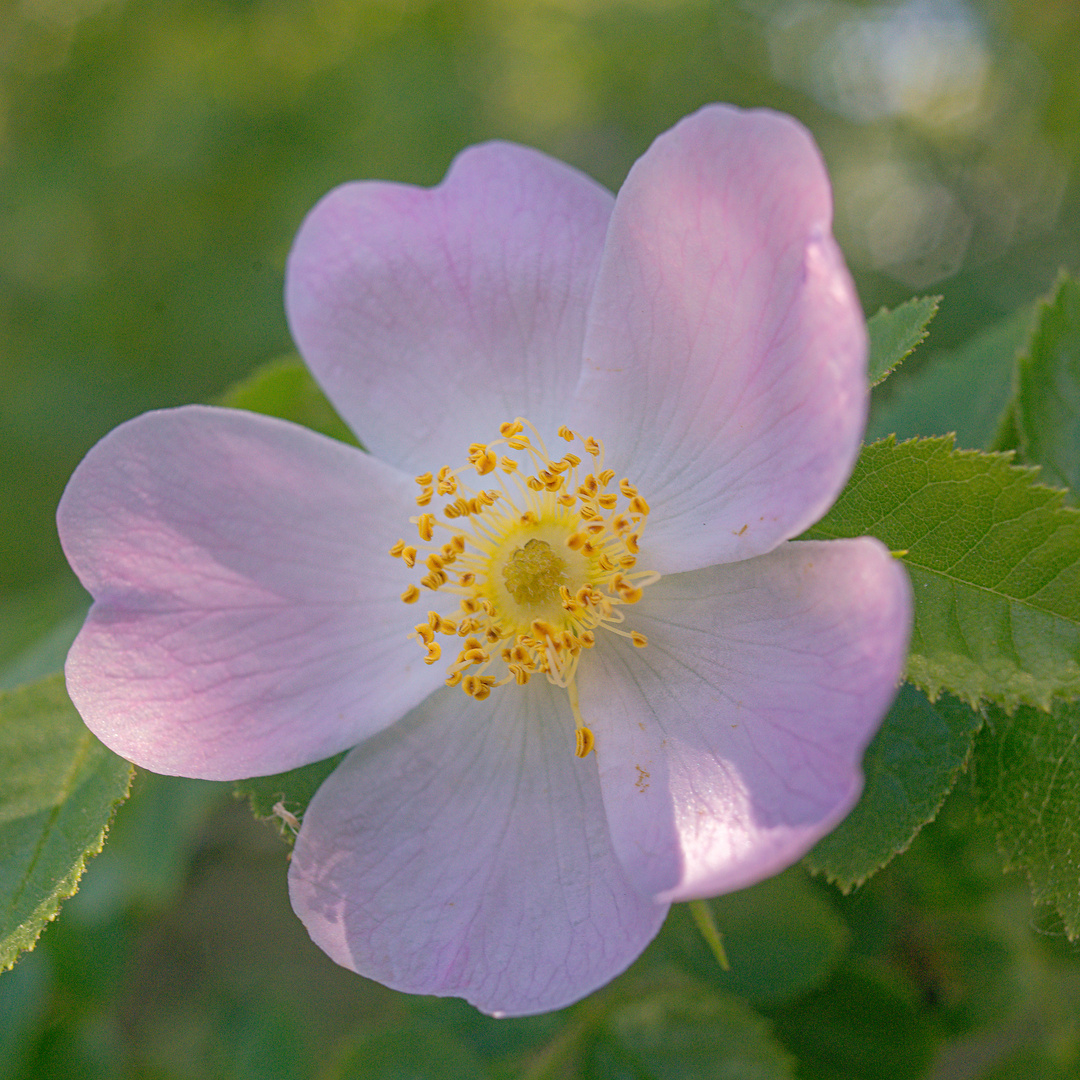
[867,295,940,387]
[975,699,1080,939]
[805,436,1080,710]
[0,675,133,970]
[807,684,983,891]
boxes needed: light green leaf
[234,753,346,845]
[868,304,1034,449]
[1015,272,1080,494]
[216,354,359,447]
[867,295,940,387]
[0,675,133,970]
[807,684,983,891]
[661,868,848,1005]
[590,989,796,1080]
[975,699,1080,939]
[805,436,1080,710]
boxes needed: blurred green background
[2,1,1080,1077]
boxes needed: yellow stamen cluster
[390,418,658,758]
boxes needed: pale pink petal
[285,143,614,475]
[58,406,447,780]
[578,538,910,901]
[572,105,867,574]
[288,679,667,1017]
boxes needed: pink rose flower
[58,105,910,1017]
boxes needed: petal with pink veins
[578,538,910,901]
[288,679,668,1017]
[286,142,614,473]
[573,104,868,574]
[58,406,447,779]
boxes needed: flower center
[390,418,658,758]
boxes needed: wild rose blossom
[58,105,911,1017]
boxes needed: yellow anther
[462,647,489,664]
[628,495,650,516]
[424,642,442,665]
[390,538,406,558]
[597,553,615,572]
[583,437,600,456]
[458,571,476,586]
[599,469,615,486]
[575,727,595,758]
[631,631,648,648]
[477,449,498,475]
[439,617,458,634]
[557,425,574,441]
[625,533,640,554]
[417,514,435,541]
[618,554,637,568]
[415,472,433,486]
[500,455,518,473]
[414,623,435,645]
[557,492,576,508]
[526,476,544,491]
[427,610,442,629]
[416,487,434,506]
[566,532,586,551]
[564,453,582,467]
[402,546,417,567]
[500,420,524,437]
[445,671,463,687]
[578,475,599,498]
[426,553,445,571]
[597,493,618,509]
[580,630,596,648]
[620,479,637,498]
[450,534,467,552]
[401,585,420,603]
[510,665,531,685]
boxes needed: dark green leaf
[0,675,133,970]
[868,305,1034,449]
[807,685,983,891]
[1015,272,1080,494]
[662,868,848,1005]
[805,437,1080,710]
[325,1026,491,1080]
[589,989,795,1080]
[975,699,1080,939]
[867,295,940,387]
[216,355,360,447]
[765,965,938,1080]
[234,753,347,845]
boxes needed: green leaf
[0,675,133,970]
[661,868,849,1005]
[807,684,983,891]
[1015,273,1080,494]
[215,355,360,447]
[867,295,940,387]
[589,989,795,1080]
[975,699,1080,939]
[868,304,1035,449]
[234,753,347,845]
[324,1027,491,1080]
[805,436,1080,710]
[765,964,938,1080]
